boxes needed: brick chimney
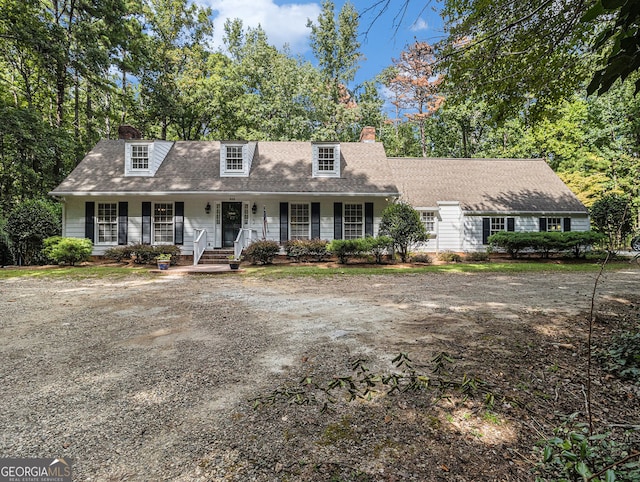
[118,125,142,140]
[359,126,376,143]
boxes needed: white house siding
[435,202,463,252]
[462,213,592,252]
[62,196,391,256]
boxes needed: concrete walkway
[153,264,245,274]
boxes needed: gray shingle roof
[51,140,400,196]
[388,157,587,213]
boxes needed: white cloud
[409,17,428,32]
[200,0,321,53]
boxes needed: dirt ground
[0,266,639,481]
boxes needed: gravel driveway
[1,267,638,480]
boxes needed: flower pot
[229,262,240,270]
[157,260,170,270]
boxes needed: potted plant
[228,255,240,270]
[156,253,171,270]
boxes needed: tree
[590,193,635,251]
[387,41,444,157]
[138,0,213,139]
[438,0,594,120]
[433,0,640,118]
[222,21,320,141]
[307,0,361,138]
[5,199,61,265]
[379,202,428,262]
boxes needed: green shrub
[104,245,135,262]
[6,199,61,265]
[104,244,180,265]
[44,236,93,266]
[244,240,280,265]
[0,216,13,266]
[379,202,428,262]
[328,239,367,264]
[465,251,490,262]
[598,328,640,382]
[411,253,432,264]
[285,239,329,262]
[362,236,394,264]
[489,231,604,258]
[534,414,640,481]
[438,251,462,263]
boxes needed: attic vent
[118,125,142,140]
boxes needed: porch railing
[193,228,207,265]
[233,228,254,260]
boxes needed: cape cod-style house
[50,126,589,262]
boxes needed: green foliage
[534,414,640,481]
[5,200,61,265]
[438,251,462,263]
[284,239,329,262]
[590,194,635,251]
[243,240,280,265]
[411,253,433,264]
[103,244,180,265]
[362,236,393,264]
[379,202,428,262]
[586,0,640,95]
[43,236,92,266]
[465,251,490,262]
[598,327,640,382]
[0,216,13,266]
[488,231,605,258]
[327,239,367,264]
[250,352,484,413]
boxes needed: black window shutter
[311,203,320,239]
[118,202,128,245]
[507,217,515,232]
[365,202,374,236]
[563,217,571,232]
[334,202,343,240]
[482,218,490,244]
[85,202,95,242]
[174,202,184,245]
[539,218,547,232]
[279,202,288,242]
[142,202,151,244]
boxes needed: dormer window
[318,147,335,172]
[131,144,149,169]
[124,140,173,177]
[312,143,340,177]
[225,145,244,171]
[220,142,255,177]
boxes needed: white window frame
[125,142,154,175]
[545,217,563,232]
[221,143,251,177]
[421,211,436,233]
[490,217,506,237]
[312,143,340,177]
[96,202,118,244]
[153,202,174,244]
[131,144,149,169]
[290,203,311,240]
[225,145,244,171]
[344,203,364,239]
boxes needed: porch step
[198,249,235,264]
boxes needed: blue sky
[199,0,445,89]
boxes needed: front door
[222,202,242,247]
